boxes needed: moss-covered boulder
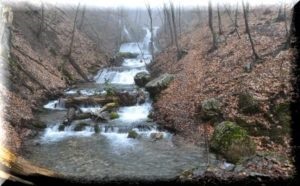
[145,73,174,98]
[110,112,119,119]
[210,121,256,163]
[134,72,151,87]
[238,92,261,115]
[269,102,291,144]
[127,130,138,139]
[199,98,222,122]
[74,122,89,131]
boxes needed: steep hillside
[2,3,112,152]
[150,7,294,176]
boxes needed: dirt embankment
[150,8,294,173]
[1,4,111,152]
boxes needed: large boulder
[238,92,261,115]
[145,73,174,98]
[198,98,222,122]
[210,121,256,163]
[134,72,151,87]
[116,91,138,106]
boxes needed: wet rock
[31,120,47,130]
[110,52,139,66]
[58,124,65,131]
[74,122,89,131]
[94,124,100,133]
[238,92,261,115]
[127,130,138,139]
[199,98,222,122]
[145,73,174,98]
[210,121,256,163]
[134,72,151,87]
[116,91,137,106]
[150,132,164,140]
[137,89,146,104]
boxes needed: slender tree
[170,2,181,60]
[164,4,174,45]
[217,4,223,35]
[146,3,154,59]
[37,2,44,38]
[224,4,241,38]
[242,1,260,60]
[208,1,217,50]
[78,5,86,30]
[66,3,89,81]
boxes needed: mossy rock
[74,122,89,131]
[238,92,261,115]
[210,121,256,163]
[267,102,291,144]
[272,102,291,134]
[145,73,174,98]
[94,124,101,133]
[110,112,119,120]
[127,130,138,139]
[199,98,222,122]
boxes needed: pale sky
[4,0,298,9]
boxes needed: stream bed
[22,27,217,181]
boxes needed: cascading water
[22,27,216,180]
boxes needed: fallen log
[62,107,76,125]
[98,102,118,113]
[63,96,119,108]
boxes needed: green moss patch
[210,121,256,163]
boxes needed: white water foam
[43,100,66,110]
[117,102,151,122]
[122,58,151,68]
[119,42,142,54]
[94,68,147,85]
[40,124,94,143]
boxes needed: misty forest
[0,0,298,184]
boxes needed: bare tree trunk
[224,5,241,38]
[242,1,260,61]
[217,4,223,35]
[164,4,174,46]
[146,3,154,60]
[234,3,239,28]
[208,1,217,50]
[66,3,89,82]
[37,2,44,38]
[170,2,181,60]
[178,4,182,39]
[78,5,86,30]
[68,3,80,57]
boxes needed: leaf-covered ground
[150,8,294,177]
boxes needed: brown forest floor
[150,9,295,177]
